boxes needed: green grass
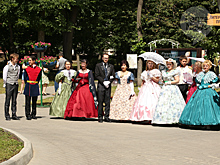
[0,128,23,163]
[37,97,54,105]
[0,79,54,94]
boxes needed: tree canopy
[0,0,220,61]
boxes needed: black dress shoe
[31,115,37,119]
[98,118,103,123]
[104,117,111,122]
[26,116,32,120]
[6,117,11,121]
[12,116,20,120]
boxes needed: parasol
[187,57,215,66]
[138,52,166,65]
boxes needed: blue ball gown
[179,71,220,125]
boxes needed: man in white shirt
[3,53,20,120]
[177,55,193,101]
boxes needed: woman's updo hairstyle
[64,60,72,69]
[120,60,129,69]
[81,59,89,65]
[202,60,212,68]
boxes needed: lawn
[38,85,140,105]
[0,128,23,163]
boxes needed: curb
[0,127,33,165]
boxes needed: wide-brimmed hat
[165,58,177,69]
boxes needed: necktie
[104,63,108,81]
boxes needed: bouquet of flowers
[19,56,30,65]
[31,41,51,48]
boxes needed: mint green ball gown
[50,70,76,117]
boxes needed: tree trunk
[8,23,15,54]
[76,53,80,70]
[38,31,45,59]
[63,6,79,61]
[137,0,143,86]
[137,0,143,41]
[218,0,220,11]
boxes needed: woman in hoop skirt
[109,60,136,121]
[179,60,220,127]
[64,59,98,119]
[130,60,162,122]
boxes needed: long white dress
[152,69,186,124]
[130,69,162,121]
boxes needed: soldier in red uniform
[24,56,42,120]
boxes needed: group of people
[3,53,220,129]
[3,54,42,120]
[48,53,220,129]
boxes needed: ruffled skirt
[152,85,186,124]
[130,81,161,121]
[179,88,220,125]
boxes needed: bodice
[162,69,179,82]
[196,71,218,89]
[115,71,134,84]
[78,73,89,84]
[141,69,161,82]
[120,73,130,85]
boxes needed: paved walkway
[1,87,220,164]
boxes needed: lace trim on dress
[61,69,76,81]
[79,69,90,74]
[196,71,217,84]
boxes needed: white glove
[129,82,135,96]
[106,81,110,85]
[3,84,6,88]
[58,82,62,95]
[110,76,114,80]
[209,83,220,89]
[165,81,171,85]
[103,81,110,88]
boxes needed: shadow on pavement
[179,124,220,131]
[152,124,179,127]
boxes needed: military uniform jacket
[24,65,42,96]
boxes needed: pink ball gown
[130,69,161,121]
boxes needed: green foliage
[131,0,220,57]
[1,0,220,62]
[131,38,147,54]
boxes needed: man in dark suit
[95,54,115,123]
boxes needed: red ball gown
[186,73,199,104]
[64,70,98,118]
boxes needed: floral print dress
[152,69,186,124]
[109,71,136,120]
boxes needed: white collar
[79,69,90,73]
[9,62,18,67]
[61,69,76,81]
